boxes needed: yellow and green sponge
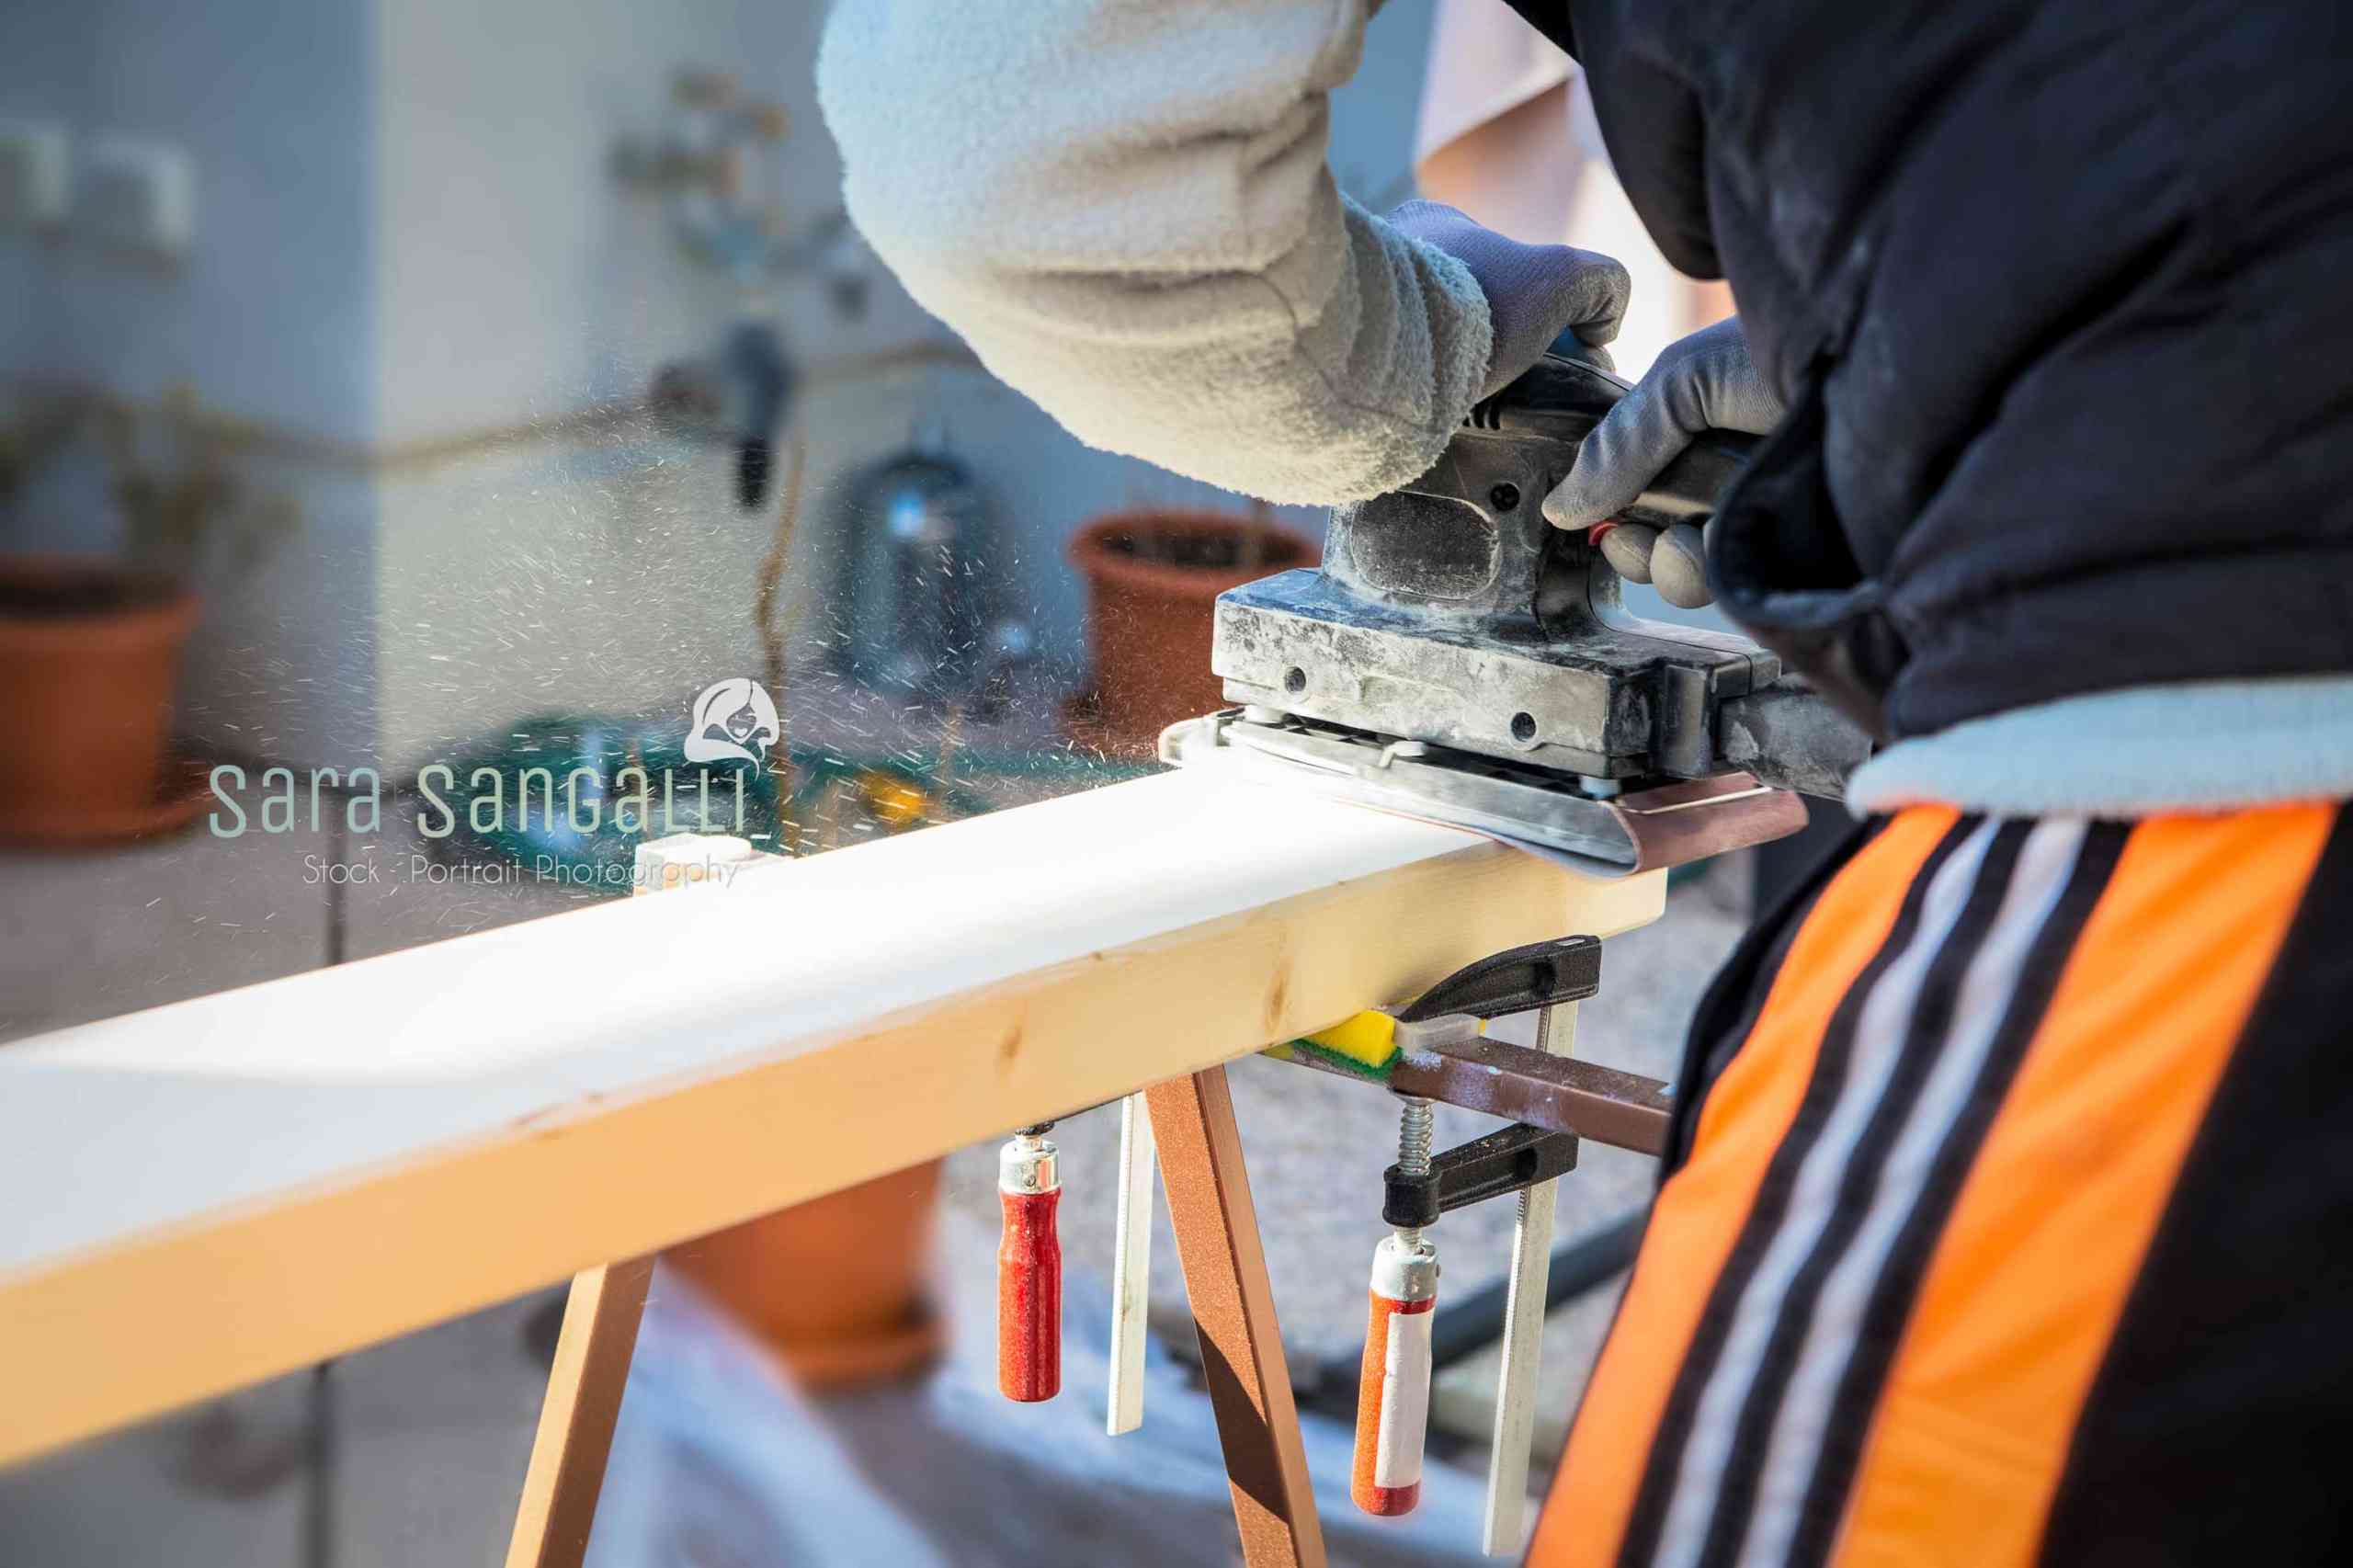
[1270,1009,1401,1081]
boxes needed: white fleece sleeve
[816,0,1495,506]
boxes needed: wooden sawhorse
[505,1063,1326,1567]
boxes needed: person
[818,2,2353,1562]
[1412,0,1734,381]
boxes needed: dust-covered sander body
[1162,352,1870,872]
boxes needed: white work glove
[1541,316,1784,608]
[1387,200,1631,396]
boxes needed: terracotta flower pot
[0,554,202,845]
[1067,509,1314,752]
[665,1157,946,1389]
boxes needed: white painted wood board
[0,770,1665,1462]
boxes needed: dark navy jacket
[1510,0,2353,741]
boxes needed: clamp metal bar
[1391,1036,1674,1157]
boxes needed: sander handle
[1620,432,1757,528]
[1481,351,1758,528]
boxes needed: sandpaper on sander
[1161,348,1870,874]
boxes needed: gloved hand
[1387,200,1631,396]
[1541,316,1784,608]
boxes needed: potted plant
[1066,503,1314,755]
[0,387,292,845]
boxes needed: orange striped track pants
[1531,802,2351,1567]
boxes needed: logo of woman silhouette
[685,678,779,766]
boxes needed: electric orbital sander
[1161,348,1870,873]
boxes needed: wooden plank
[503,1256,654,1568]
[1150,1068,1325,1568]
[0,771,1664,1463]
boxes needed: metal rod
[1393,1097,1434,1247]
[1483,1001,1577,1554]
[1107,1091,1156,1436]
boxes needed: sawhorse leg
[506,836,744,1567]
[505,1255,655,1568]
[1149,1067,1328,1568]
[509,1068,1324,1568]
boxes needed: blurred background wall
[0,0,1438,775]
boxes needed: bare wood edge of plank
[0,843,1662,1465]
[503,1255,655,1568]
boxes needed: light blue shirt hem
[1845,676,2353,818]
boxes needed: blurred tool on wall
[611,67,870,311]
[650,314,797,509]
[623,66,874,509]
[827,431,1034,716]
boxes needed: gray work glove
[1541,315,1783,608]
[1387,200,1631,396]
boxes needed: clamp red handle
[997,1131,1062,1402]
[1351,1233,1438,1516]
